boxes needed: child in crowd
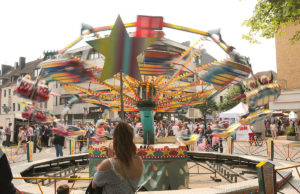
[57,184,69,194]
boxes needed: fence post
[267,138,274,161]
[227,136,234,154]
[27,141,33,162]
[69,138,75,155]
[256,161,276,194]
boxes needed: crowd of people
[0,116,299,159]
[1,117,300,193]
[0,120,121,157]
[265,118,300,139]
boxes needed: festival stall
[219,102,248,124]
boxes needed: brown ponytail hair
[113,121,136,167]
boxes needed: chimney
[14,62,19,69]
[19,57,26,69]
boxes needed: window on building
[12,103,15,111]
[18,103,20,111]
[3,89,6,97]
[8,89,11,96]
[89,50,100,60]
[60,98,64,105]
[44,102,47,109]
[220,96,223,103]
[34,69,41,77]
[56,96,58,106]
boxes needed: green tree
[242,0,300,44]
[217,85,244,112]
[196,100,218,129]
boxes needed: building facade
[270,22,300,114]
[0,57,57,142]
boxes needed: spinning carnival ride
[40,15,258,144]
[13,15,282,191]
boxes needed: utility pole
[120,72,125,120]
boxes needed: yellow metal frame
[276,164,300,178]
[14,177,92,194]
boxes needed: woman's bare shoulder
[97,158,112,171]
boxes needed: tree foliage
[217,85,244,112]
[196,100,218,117]
[195,100,218,129]
[242,0,300,44]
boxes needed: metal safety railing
[13,176,92,194]
[276,164,300,178]
[274,142,300,161]
[3,144,28,162]
[233,140,268,157]
[276,164,300,193]
[190,138,300,163]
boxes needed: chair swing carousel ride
[15,15,280,190]
[39,15,259,142]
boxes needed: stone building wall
[275,23,300,90]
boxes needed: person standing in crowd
[155,122,162,138]
[91,121,143,193]
[33,124,42,153]
[204,125,212,145]
[184,122,191,136]
[248,125,255,144]
[27,125,34,142]
[41,125,47,147]
[179,124,186,137]
[158,122,166,138]
[166,121,173,136]
[5,123,13,147]
[200,121,205,130]
[78,123,85,153]
[0,127,5,147]
[277,119,282,132]
[96,121,107,136]
[110,123,115,135]
[188,121,195,133]
[48,126,54,147]
[194,123,200,134]
[105,122,111,134]
[53,132,65,157]
[172,121,180,137]
[85,123,95,142]
[270,122,278,139]
[198,128,204,143]
[15,127,27,154]
[42,125,50,147]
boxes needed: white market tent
[219,102,248,118]
[289,111,298,120]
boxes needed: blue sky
[0,0,277,73]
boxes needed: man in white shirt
[5,123,13,147]
[248,125,255,144]
[188,121,195,133]
[270,122,278,139]
[172,121,181,137]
